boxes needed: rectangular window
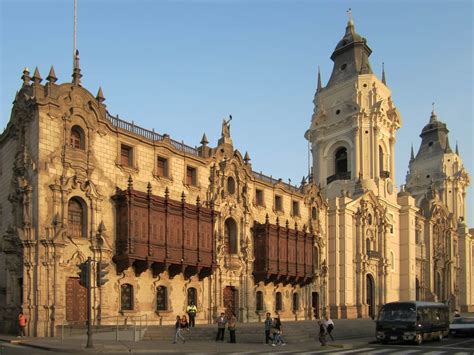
[255,189,264,206]
[156,156,168,177]
[186,166,197,186]
[120,144,133,167]
[275,195,283,212]
[292,201,300,216]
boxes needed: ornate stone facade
[0,19,472,337]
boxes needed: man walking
[215,312,227,341]
[264,312,273,344]
[187,302,197,327]
[324,315,334,341]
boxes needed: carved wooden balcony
[253,217,315,287]
[112,184,216,280]
[380,170,390,179]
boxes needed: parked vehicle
[449,317,474,337]
[375,301,449,345]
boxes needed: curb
[15,341,105,353]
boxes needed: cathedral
[0,17,472,336]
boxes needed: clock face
[387,181,393,195]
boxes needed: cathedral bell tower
[306,16,402,200]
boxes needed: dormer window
[70,125,85,150]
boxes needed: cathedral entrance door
[66,277,87,323]
[223,286,238,319]
[366,274,375,319]
[312,292,319,319]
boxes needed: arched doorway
[335,147,348,175]
[435,271,443,301]
[224,286,238,319]
[225,218,238,254]
[366,274,375,319]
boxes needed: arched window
[187,287,197,306]
[275,292,282,311]
[68,197,86,238]
[225,218,238,254]
[227,176,235,194]
[335,147,348,174]
[156,286,167,311]
[256,291,263,312]
[311,207,317,220]
[121,284,133,311]
[366,238,371,254]
[70,125,85,150]
[292,293,300,312]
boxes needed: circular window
[336,109,341,115]
[363,83,368,88]
[340,63,347,71]
[426,175,430,178]
[428,142,433,147]
[227,177,235,194]
[365,130,369,134]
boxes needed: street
[1,336,474,354]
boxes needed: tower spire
[73,0,77,71]
[317,66,322,92]
[444,136,453,153]
[455,141,459,155]
[430,102,437,122]
[381,62,386,85]
[410,143,415,162]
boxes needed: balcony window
[121,144,133,167]
[292,201,300,217]
[186,166,197,186]
[156,156,168,177]
[255,189,264,206]
[275,195,283,212]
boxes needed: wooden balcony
[112,182,216,280]
[253,217,315,286]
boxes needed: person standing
[187,302,197,328]
[173,315,185,344]
[324,315,334,341]
[318,319,327,346]
[264,312,273,344]
[228,312,237,343]
[215,312,227,341]
[18,311,27,337]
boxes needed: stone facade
[0,19,472,337]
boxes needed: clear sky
[1,0,472,224]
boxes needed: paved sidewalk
[0,334,374,353]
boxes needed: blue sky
[1,0,472,224]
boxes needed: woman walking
[324,315,334,341]
[173,315,188,343]
[228,312,237,343]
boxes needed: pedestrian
[18,311,27,337]
[271,314,286,346]
[173,315,185,344]
[264,312,273,344]
[318,319,327,346]
[186,302,197,327]
[454,309,461,318]
[215,312,227,341]
[324,315,334,341]
[228,312,237,343]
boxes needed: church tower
[406,109,470,223]
[306,16,402,200]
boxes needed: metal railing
[252,171,300,192]
[60,314,148,342]
[105,112,199,157]
[326,171,351,184]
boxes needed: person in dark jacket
[318,319,327,346]
[173,315,186,343]
[264,312,273,344]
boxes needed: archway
[312,292,320,319]
[366,274,375,319]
